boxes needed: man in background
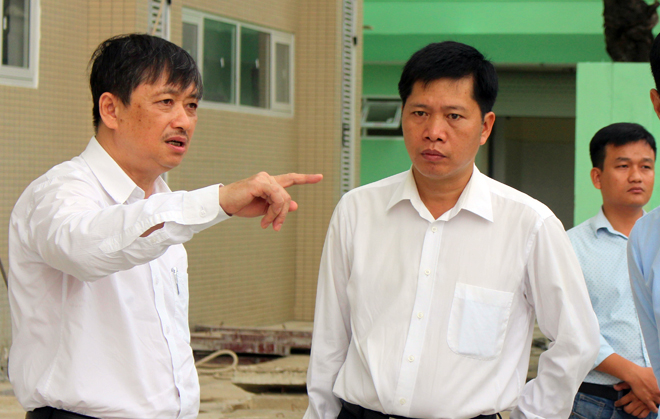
[569,123,659,419]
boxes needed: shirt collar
[386,165,494,223]
[81,137,170,204]
[589,207,628,239]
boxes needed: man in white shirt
[304,41,599,419]
[8,34,321,419]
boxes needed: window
[362,98,403,137]
[148,0,170,40]
[182,9,294,114]
[0,0,38,87]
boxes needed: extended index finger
[274,173,323,188]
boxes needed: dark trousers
[338,400,500,419]
[25,407,97,419]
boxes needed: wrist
[621,364,641,385]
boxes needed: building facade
[0,0,363,375]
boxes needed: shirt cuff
[594,336,616,368]
[182,184,230,225]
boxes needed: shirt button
[417,312,424,319]
[408,355,415,362]
[200,208,207,216]
[154,277,159,285]
[165,326,170,334]
[399,398,406,405]
[431,227,437,233]
[424,269,430,276]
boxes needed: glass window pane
[240,28,270,108]
[203,19,235,103]
[275,42,290,104]
[361,100,402,129]
[182,22,198,63]
[2,0,30,68]
[366,103,398,123]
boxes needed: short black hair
[590,122,656,169]
[651,33,660,90]
[89,33,202,130]
[398,41,498,117]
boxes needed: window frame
[0,0,39,88]
[361,99,402,129]
[182,8,294,116]
[361,96,404,139]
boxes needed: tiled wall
[294,0,363,320]
[0,0,362,368]
[0,0,150,374]
[169,0,363,326]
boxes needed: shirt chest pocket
[447,283,514,360]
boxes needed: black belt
[341,400,500,419]
[578,382,628,402]
[25,406,98,419]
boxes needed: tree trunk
[604,0,659,62]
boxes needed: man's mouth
[421,149,446,160]
[165,135,188,148]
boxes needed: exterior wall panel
[0,0,143,374]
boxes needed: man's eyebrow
[407,103,430,109]
[614,156,655,163]
[154,87,199,98]
[407,103,467,111]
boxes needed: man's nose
[171,104,194,131]
[424,114,447,141]
[629,166,643,182]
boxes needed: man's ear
[590,167,602,190]
[480,111,496,146]
[651,89,660,120]
[98,92,121,130]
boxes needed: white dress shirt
[305,167,599,419]
[8,137,229,419]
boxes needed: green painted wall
[574,63,660,225]
[363,64,402,97]
[361,139,410,185]
[363,0,612,64]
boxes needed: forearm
[27,184,227,280]
[596,353,641,382]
